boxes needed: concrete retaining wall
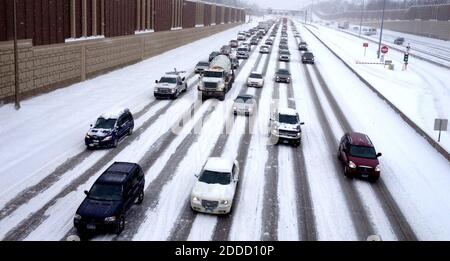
[0,23,240,103]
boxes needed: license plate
[87,224,96,230]
[283,140,289,144]
[362,174,369,178]
[93,140,99,143]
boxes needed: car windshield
[159,77,177,84]
[349,145,377,159]
[94,118,116,129]
[199,170,231,185]
[89,183,122,201]
[304,53,313,57]
[250,73,262,79]
[278,114,298,124]
[235,96,254,103]
[278,70,290,75]
[238,48,247,52]
[280,51,290,55]
[197,62,209,67]
[204,71,223,78]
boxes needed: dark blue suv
[85,109,134,148]
[74,162,145,236]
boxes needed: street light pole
[377,0,386,59]
[13,0,20,110]
[358,0,365,38]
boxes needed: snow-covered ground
[300,21,450,152]
[0,17,449,241]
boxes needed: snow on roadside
[301,22,450,152]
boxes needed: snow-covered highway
[0,17,449,241]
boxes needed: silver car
[233,94,256,116]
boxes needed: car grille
[279,130,299,137]
[204,82,217,89]
[157,88,171,93]
[201,200,218,210]
[357,166,373,173]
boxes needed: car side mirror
[182,77,185,81]
[300,122,305,125]
[377,152,382,157]
[194,174,199,178]
[90,124,93,127]
[155,80,158,84]
[84,190,89,196]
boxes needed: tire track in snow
[2,77,202,241]
[302,27,417,241]
[211,37,275,241]
[0,72,196,222]
[114,39,262,241]
[261,53,281,241]
[284,33,318,240]
[167,37,271,241]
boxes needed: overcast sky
[244,0,307,10]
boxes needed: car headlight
[375,165,380,172]
[74,214,82,220]
[85,134,90,139]
[218,84,225,91]
[348,161,356,169]
[104,216,116,222]
[192,196,201,202]
[271,129,279,135]
[103,135,113,141]
[233,106,237,110]
[171,89,176,93]
[221,200,229,205]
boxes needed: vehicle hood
[202,77,223,83]
[348,155,379,167]
[87,128,113,138]
[234,102,255,110]
[277,123,301,132]
[192,181,234,201]
[248,78,263,83]
[76,198,122,219]
[155,82,176,89]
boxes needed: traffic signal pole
[377,0,386,59]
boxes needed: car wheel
[344,166,353,179]
[128,127,133,136]
[136,190,144,204]
[183,84,187,92]
[219,95,225,101]
[115,216,125,235]
[112,139,118,148]
[369,176,379,183]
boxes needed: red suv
[337,132,382,182]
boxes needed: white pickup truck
[154,70,188,99]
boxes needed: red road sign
[381,45,389,54]
[363,43,368,47]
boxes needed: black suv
[302,52,315,64]
[74,162,145,236]
[85,109,134,149]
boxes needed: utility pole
[377,0,386,59]
[13,0,20,110]
[358,0,365,38]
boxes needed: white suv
[191,157,240,214]
[247,71,264,88]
